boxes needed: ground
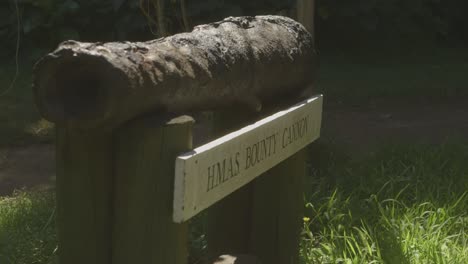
[0,144,54,196]
[323,102,468,152]
[0,102,467,195]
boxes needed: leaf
[318,7,330,20]
[57,28,80,41]
[360,14,379,31]
[22,11,44,34]
[33,0,55,11]
[113,0,126,11]
[61,0,80,12]
[0,28,9,38]
[359,0,377,13]
[0,9,12,27]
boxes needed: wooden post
[206,109,256,259]
[112,115,194,264]
[249,150,306,264]
[206,104,308,264]
[55,127,114,264]
[56,115,194,264]
[248,104,307,264]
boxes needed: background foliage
[1,0,467,59]
[0,0,147,59]
[317,0,468,49]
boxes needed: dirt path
[0,144,54,196]
[0,104,467,196]
[323,103,468,153]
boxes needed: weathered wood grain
[205,108,257,260]
[55,127,113,264]
[204,96,322,263]
[249,149,306,264]
[112,115,194,264]
[174,96,322,222]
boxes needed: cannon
[33,15,319,264]
[33,15,316,130]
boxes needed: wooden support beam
[206,109,257,259]
[205,98,316,263]
[247,102,308,264]
[249,150,306,264]
[112,115,194,264]
[55,127,114,264]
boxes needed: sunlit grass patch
[0,143,466,263]
[25,119,55,140]
[0,190,57,264]
[301,143,468,263]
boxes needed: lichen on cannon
[33,15,316,130]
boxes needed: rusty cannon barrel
[33,15,316,130]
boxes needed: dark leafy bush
[0,0,467,58]
[0,0,149,58]
[0,0,299,59]
[316,0,468,49]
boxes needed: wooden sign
[173,95,323,223]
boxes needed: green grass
[301,142,468,263]
[0,189,57,264]
[0,143,466,263]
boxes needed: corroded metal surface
[33,15,316,129]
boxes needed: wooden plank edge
[173,94,323,222]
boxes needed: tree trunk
[297,0,315,43]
